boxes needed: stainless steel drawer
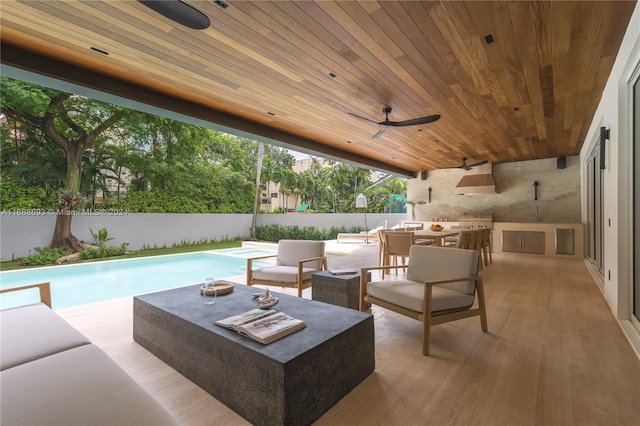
[502,231,545,254]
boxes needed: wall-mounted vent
[454,163,497,195]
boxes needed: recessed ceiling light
[90,46,109,55]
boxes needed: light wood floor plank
[58,251,640,425]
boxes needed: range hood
[454,162,497,195]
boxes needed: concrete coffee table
[133,283,374,426]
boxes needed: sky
[288,149,312,161]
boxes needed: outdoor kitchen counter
[492,222,583,258]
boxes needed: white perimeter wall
[579,2,640,356]
[0,212,404,259]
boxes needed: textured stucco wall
[407,156,581,223]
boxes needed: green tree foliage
[123,166,253,213]
[1,77,128,251]
[0,172,52,210]
[1,76,405,223]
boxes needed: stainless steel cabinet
[502,231,545,254]
[555,229,575,255]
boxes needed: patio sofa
[0,283,176,425]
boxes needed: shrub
[255,225,363,242]
[21,247,69,266]
[80,243,129,260]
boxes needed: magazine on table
[329,268,358,275]
[215,308,306,344]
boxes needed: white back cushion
[406,246,478,295]
[276,240,325,269]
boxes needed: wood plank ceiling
[0,1,636,176]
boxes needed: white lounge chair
[336,225,384,244]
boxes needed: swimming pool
[0,248,276,310]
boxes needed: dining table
[413,228,461,246]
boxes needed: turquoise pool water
[0,248,276,310]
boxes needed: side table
[312,270,370,310]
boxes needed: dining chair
[478,227,492,266]
[383,230,415,275]
[377,228,388,269]
[444,225,468,246]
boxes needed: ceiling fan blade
[456,157,472,170]
[349,108,441,137]
[384,114,441,127]
[372,126,387,139]
[347,112,380,125]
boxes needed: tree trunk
[49,145,84,252]
[49,213,85,252]
[249,142,264,240]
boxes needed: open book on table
[215,309,306,344]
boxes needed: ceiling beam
[0,43,414,178]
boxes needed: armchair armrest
[424,276,481,287]
[297,255,328,267]
[0,282,52,308]
[423,275,484,320]
[358,265,407,311]
[247,253,278,262]
[297,256,328,277]
[246,254,278,285]
[360,265,405,274]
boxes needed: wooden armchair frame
[247,252,328,298]
[359,263,487,356]
[0,282,52,308]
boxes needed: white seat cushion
[251,266,319,283]
[367,279,475,313]
[0,344,176,425]
[1,303,90,371]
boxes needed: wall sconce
[533,181,539,201]
[428,187,432,203]
[600,126,609,170]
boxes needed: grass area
[0,240,245,272]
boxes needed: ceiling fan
[457,157,489,170]
[348,107,440,139]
